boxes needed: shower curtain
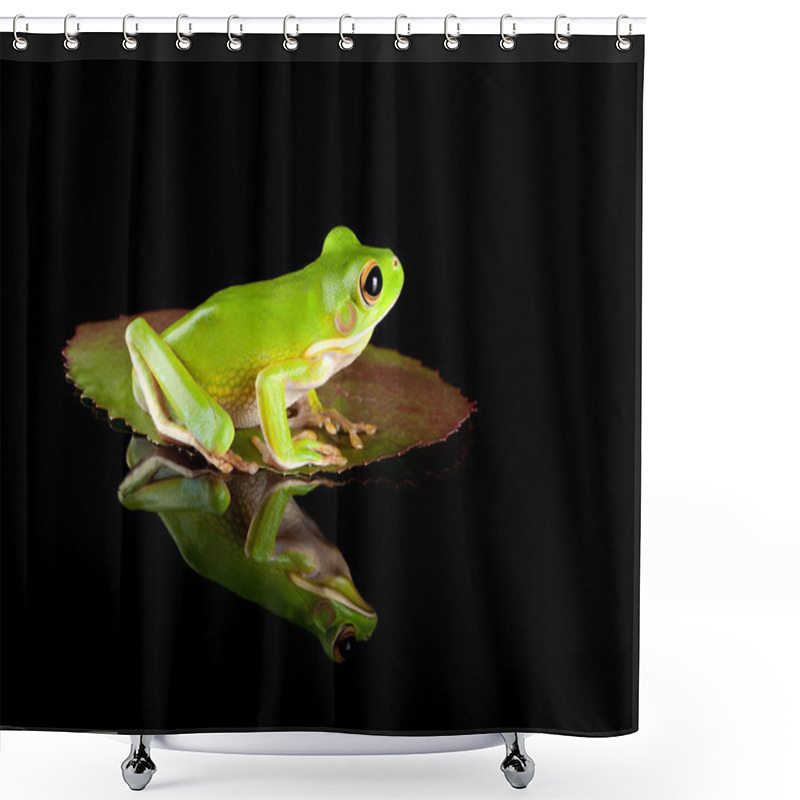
[1,28,643,737]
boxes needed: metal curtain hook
[176,13,192,50]
[500,14,516,50]
[616,14,632,51]
[444,14,460,50]
[12,14,29,51]
[122,14,138,51]
[64,13,80,51]
[339,14,355,50]
[283,15,299,51]
[227,15,242,51]
[554,14,570,51]
[395,14,410,50]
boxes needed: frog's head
[294,572,378,662]
[311,226,404,353]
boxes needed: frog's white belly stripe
[303,322,377,359]
[288,572,378,618]
[280,322,378,407]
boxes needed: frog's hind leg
[125,317,257,474]
[290,390,377,450]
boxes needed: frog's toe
[250,435,273,464]
[298,438,347,468]
[314,444,348,467]
[192,439,258,474]
[288,403,376,451]
[320,409,377,449]
[323,419,338,436]
[221,449,260,474]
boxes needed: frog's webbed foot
[251,431,347,471]
[290,400,377,450]
[320,408,377,450]
[187,438,259,475]
[217,448,260,475]
[149,421,258,474]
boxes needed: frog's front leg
[250,361,347,471]
[244,479,317,562]
[289,389,377,450]
[125,318,258,474]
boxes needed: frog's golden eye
[333,624,356,663]
[359,261,383,306]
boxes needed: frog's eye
[359,261,383,306]
[333,624,357,663]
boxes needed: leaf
[64,310,476,474]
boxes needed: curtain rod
[1,16,646,37]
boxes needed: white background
[2,1,799,798]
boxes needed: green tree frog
[125,227,404,473]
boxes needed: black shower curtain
[1,33,643,736]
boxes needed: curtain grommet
[500,14,516,50]
[553,14,570,51]
[122,14,138,51]
[394,15,410,50]
[616,15,632,51]
[175,14,192,50]
[283,15,299,51]
[63,13,80,51]
[444,14,460,50]
[12,15,29,51]
[227,15,243,51]
[339,15,355,51]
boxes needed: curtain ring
[339,14,355,50]
[122,14,138,51]
[553,14,570,51]
[500,14,516,50]
[444,14,460,51]
[63,13,80,51]
[227,15,242,51]
[283,15,299,51]
[394,15,410,50]
[176,14,192,50]
[12,14,29,51]
[616,15,632,51]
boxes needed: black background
[1,35,642,735]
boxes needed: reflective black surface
[1,38,642,735]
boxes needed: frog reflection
[118,438,377,662]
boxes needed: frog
[125,226,404,474]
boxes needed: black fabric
[0,34,643,735]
